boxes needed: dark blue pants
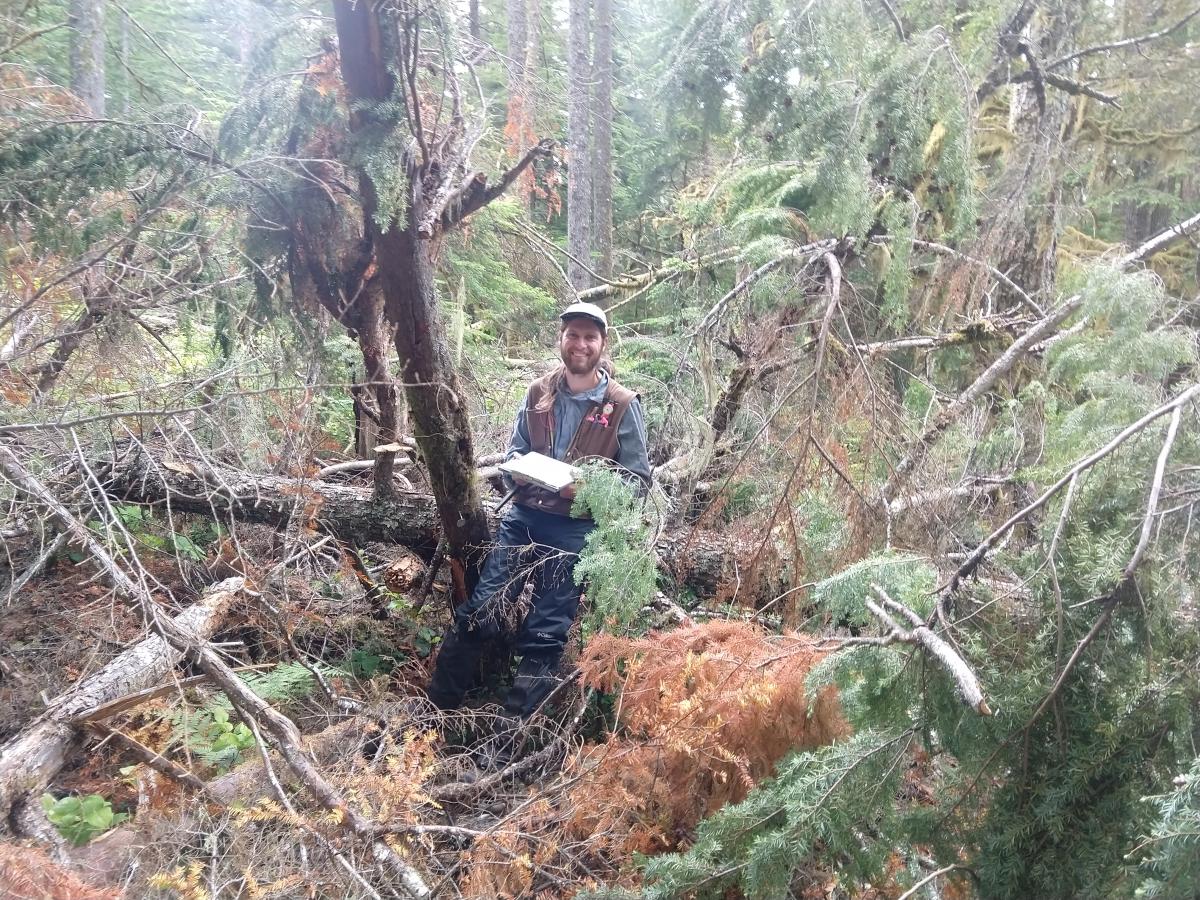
[426,504,594,714]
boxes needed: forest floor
[1,495,947,899]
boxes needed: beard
[560,346,599,376]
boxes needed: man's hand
[506,453,532,486]
[559,483,577,500]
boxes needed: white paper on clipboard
[498,451,577,492]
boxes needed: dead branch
[876,0,905,41]
[4,532,67,603]
[1116,209,1200,267]
[1008,68,1122,107]
[85,724,208,793]
[1047,7,1200,70]
[576,249,742,304]
[947,382,1200,593]
[887,481,1004,516]
[905,238,1043,315]
[865,586,991,715]
[883,294,1085,502]
[436,138,556,232]
[698,240,838,334]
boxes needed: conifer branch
[946,382,1200,594]
[1024,402,1185,731]
[884,294,1086,502]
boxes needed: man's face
[559,318,606,376]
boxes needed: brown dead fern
[462,621,848,897]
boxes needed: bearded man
[426,302,651,719]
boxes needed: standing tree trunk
[331,0,511,596]
[468,0,481,41]
[118,7,129,114]
[506,0,528,89]
[567,0,593,291]
[68,0,105,116]
[591,0,614,282]
[505,0,540,209]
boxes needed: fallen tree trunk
[0,579,244,829]
[105,443,767,602]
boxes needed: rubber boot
[426,627,487,711]
[502,652,562,719]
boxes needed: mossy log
[105,443,763,603]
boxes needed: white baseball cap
[559,301,608,333]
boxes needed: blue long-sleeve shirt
[504,371,652,491]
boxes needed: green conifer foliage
[571,463,659,634]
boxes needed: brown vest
[514,370,638,517]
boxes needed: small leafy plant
[41,793,128,846]
[204,707,256,763]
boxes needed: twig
[431,683,590,803]
[5,531,67,604]
[896,863,972,900]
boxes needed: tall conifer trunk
[567,0,593,290]
[68,0,105,115]
[591,0,614,282]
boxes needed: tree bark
[567,0,593,290]
[332,1,492,595]
[591,0,614,282]
[468,0,481,41]
[68,0,105,116]
[0,580,243,828]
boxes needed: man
[426,301,651,719]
